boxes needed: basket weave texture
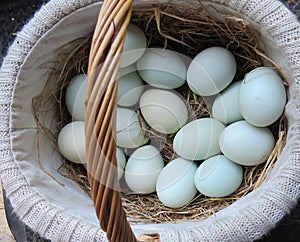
[0,0,300,241]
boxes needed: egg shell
[116,147,126,180]
[239,67,286,127]
[156,157,197,208]
[187,46,237,96]
[57,121,86,164]
[136,48,187,89]
[219,120,275,166]
[212,81,243,124]
[124,145,164,194]
[194,155,243,197]
[140,89,188,134]
[116,107,149,148]
[121,24,146,68]
[118,70,144,107]
[65,74,86,121]
[173,118,225,160]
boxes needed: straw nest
[32,1,288,224]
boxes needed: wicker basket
[0,0,300,241]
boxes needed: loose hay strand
[33,1,288,224]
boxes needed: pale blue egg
[173,118,225,160]
[116,147,126,180]
[156,157,197,208]
[57,121,86,164]
[239,67,286,127]
[140,89,188,134]
[187,47,237,96]
[65,74,86,121]
[212,81,243,124]
[118,65,144,107]
[137,48,187,89]
[219,120,275,166]
[194,155,243,197]
[125,145,164,194]
[116,107,149,148]
[121,24,147,68]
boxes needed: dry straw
[32,1,287,224]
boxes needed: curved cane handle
[86,0,136,241]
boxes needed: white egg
[239,67,286,127]
[121,24,147,68]
[187,47,237,96]
[140,89,188,134]
[156,157,197,208]
[118,67,144,107]
[116,107,149,148]
[194,155,243,197]
[57,121,86,164]
[124,145,164,194]
[173,118,225,160]
[219,120,275,166]
[136,48,187,89]
[65,74,86,121]
[212,81,243,124]
[116,147,126,180]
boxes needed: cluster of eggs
[57,24,286,208]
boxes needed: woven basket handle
[85,0,136,241]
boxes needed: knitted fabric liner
[0,0,299,241]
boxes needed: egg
[116,147,126,180]
[121,24,147,68]
[65,74,86,121]
[116,107,149,148]
[156,157,197,208]
[173,118,225,160]
[124,145,164,194]
[136,48,187,89]
[219,120,275,166]
[118,65,144,107]
[212,81,243,124]
[139,89,188,134]
[187,46,237,96]
[194,155,243,197]
[239,67,286,127]
[57,121,86,164]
